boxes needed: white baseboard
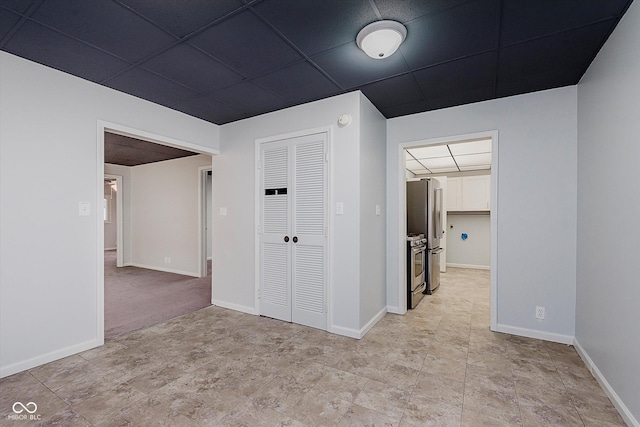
[129,263,199,278]
[446,263,490,270]
[494,323,574,344]
[330,306,387,339]
[386,305,406,315]
[104,247,117,251]
[211,299,258,316]
[573,338,639,427]
[0,338,102,379]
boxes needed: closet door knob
[284,236,289,242]
[292,236,298,243]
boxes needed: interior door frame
[396,130,499,331]
[198,166,213,278]
[254,126,333,329]
[104,173,123,267]
[96,120,219,344]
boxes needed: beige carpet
[104,250,211,339]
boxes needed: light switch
[79,202,90,216]
[219,207,227,216]
[375,205,381,216]
[336,202,344,215]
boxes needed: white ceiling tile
[428,166,460,173]
[406,159,429,173]
[449,139,492,156]
[459,165,491,171]
[420,156,457,169]
[454,153,492,167]
[408,145,451,159]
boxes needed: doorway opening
[97,121,218,342]
[399,131,498,330]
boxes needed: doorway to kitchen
[399,131,498,330]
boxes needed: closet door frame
[254,126,333,331]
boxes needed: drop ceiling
[0,1,633,125]
[406,139,491,175]
[105,132,199,166]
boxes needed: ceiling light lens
[357,20,407,60]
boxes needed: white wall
[387,87,578,341]
[131,154,212,276]
[0,52,219,378]
[104,182,117,250]
[446,214,490,268]
[104,163,132,264]
[358,94,387,329]
[214,92,363,333]
[576,1,640,424]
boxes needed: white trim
[386,305,403,315]
[104,173,123,267]
[495,323,574,344]
[446,263,490,270]
[128,263,200,278]
[212,299,258,316]
[198,166,213,278]
[330,306,387,339]
[0,339,101,379]
[98,120,220,156]
[253,126,333,331]
[573,338,639,427]
[396,130,499,331]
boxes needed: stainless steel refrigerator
[406,178,444,294]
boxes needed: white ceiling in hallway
[405,139,492,175]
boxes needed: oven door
[411,245,426,292]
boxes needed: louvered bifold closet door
[291,133,327,329]
[259,141,292,322]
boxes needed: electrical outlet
[535,306,545,320]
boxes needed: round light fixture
[356,20,407,59]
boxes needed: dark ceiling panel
[360,74,424,108]
[118,0,244,38]
[372,0,474,23]
[105,67,199,107]
[0,8,20,41]
[174,95,242,125]
[211,80,287,116]
[252,0,377,57]
[0,0,633,124]
[313,42,409,89]
[500,0,630,46]
[32,1,175,62]
[142,44,243,94]
[400,0,498,71]
[3,21,130,83]
[413,52,496,100]
[0,0,38,14]
[498,21,616,83]
[378,100,430,119]
[253,61,341,105]
[105,132,199,167]
[189,10,301,78]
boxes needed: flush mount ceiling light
[356,20,407,59]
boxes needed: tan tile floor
[0,268,627,426]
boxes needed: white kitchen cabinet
[446,175,490,212]
[462,175,491,211]
[446,177,462,211]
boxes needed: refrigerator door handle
[434,187,444,239]
[432,247,444,254]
